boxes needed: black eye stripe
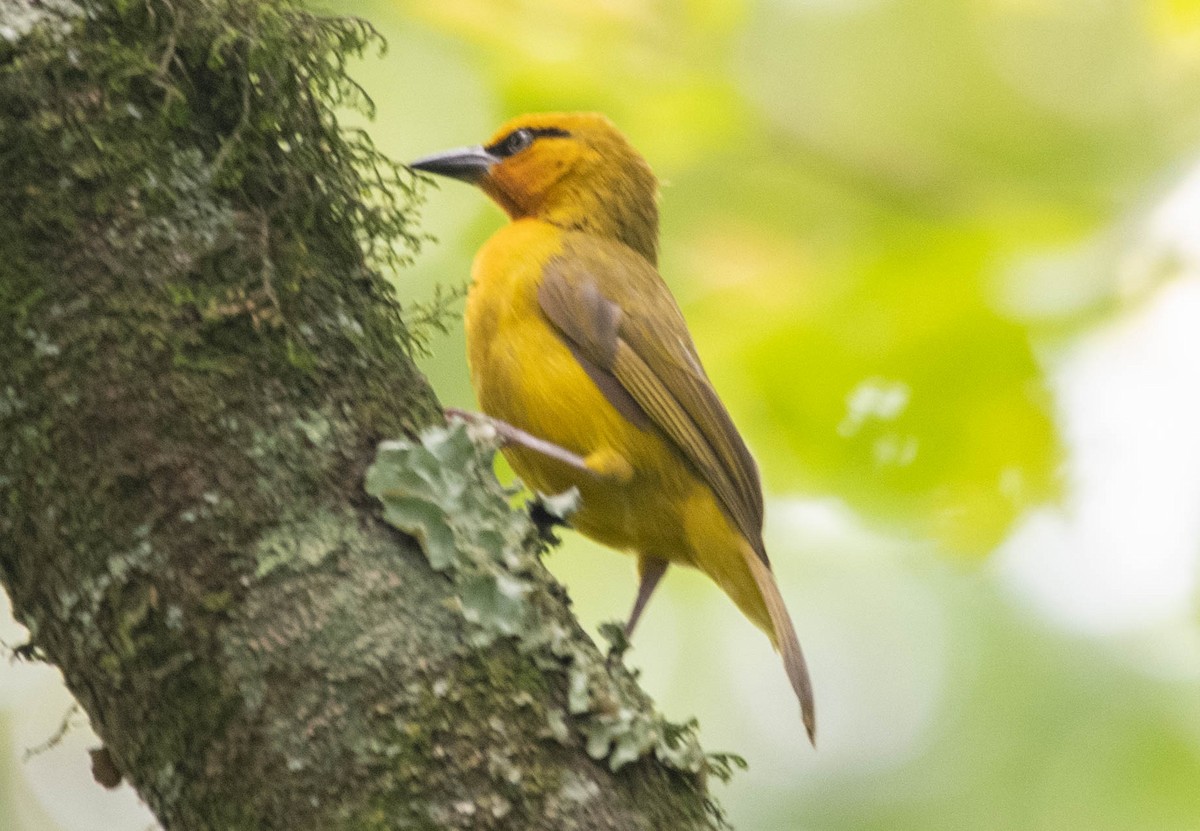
[486,127,571,158]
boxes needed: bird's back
[466,221,774,625]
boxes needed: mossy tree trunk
[0,1,726,828]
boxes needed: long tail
[743,549,817,745]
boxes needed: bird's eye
[496,128,534,158]
[486,126,571,159]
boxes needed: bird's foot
[526,489,580,544]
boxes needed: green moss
[0,0,439,826]
[0,1,727,827]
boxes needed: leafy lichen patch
[366,424,714,777]
[366,422,541,642]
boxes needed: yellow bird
[411,113,815,742]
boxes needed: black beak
[409,145,498,184]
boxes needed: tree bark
[0,1,727,828]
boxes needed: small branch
[445,407,597,476]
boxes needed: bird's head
[410,113,659,263]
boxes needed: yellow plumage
[412,113,816,742]
[466,219,773,631]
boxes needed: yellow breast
[464,219,775,642]
[464,220,698,557]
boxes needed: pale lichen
[254,507,357,578]
[365,424,714,776]
[0,0,81,42]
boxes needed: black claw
[527,496,570,544]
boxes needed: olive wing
[538,236,768,562]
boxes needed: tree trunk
[0,1,727,828]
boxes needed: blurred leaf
[746,580,1200,831]
[372,0,1200,552]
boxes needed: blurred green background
[5,0,1200,828]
